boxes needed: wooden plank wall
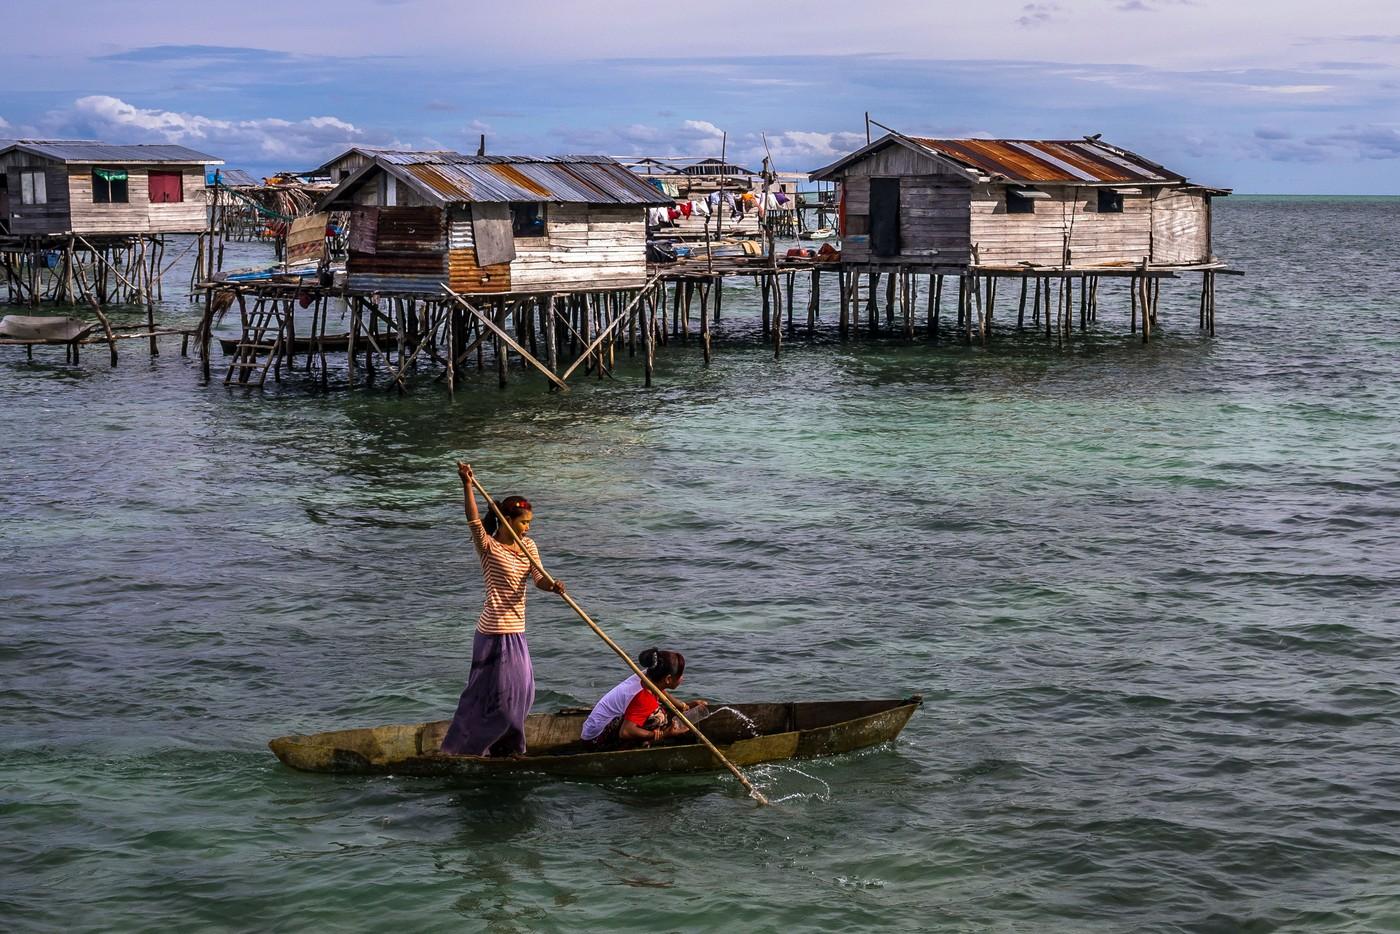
[509,204,649,291]
[840,175,972,265]
[4,158,71,234]
[1150,188,1211,264]
[969,184,1152,266]
[837,144,963,178]
[67,165,207,234]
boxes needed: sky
[2,0,1398,193]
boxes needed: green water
[2,197,1399,931]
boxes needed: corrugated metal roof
[212,168,259,187]
[908,138,1179,184]
[1,141,223,164]
[386,152,670,205]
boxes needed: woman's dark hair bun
[638,647,660,669]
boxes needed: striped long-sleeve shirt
[469,519,548,635]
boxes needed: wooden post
[1017,276,1027,330]
[930,274,942,340]
[839,269,850,340]
[885,271,897,328]
[1130,275,1138,334]
[700,280,711,366]
[862,270,873,336]
[761,275,771,337]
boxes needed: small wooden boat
[798,227,838,241]
[269,696,921,779]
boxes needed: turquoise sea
[2,196,1398,931]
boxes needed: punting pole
[467,469,772,807]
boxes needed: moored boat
[268,696,921,779]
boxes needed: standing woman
[441,462,565,757]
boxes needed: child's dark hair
[638,647,685,681]
[483,496,532,535]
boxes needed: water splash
[704,706,761,738]
[750,762,832,804]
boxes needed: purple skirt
[440,632,535,756]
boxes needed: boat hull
[268,697,921,779]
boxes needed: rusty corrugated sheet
[909,138,1178,184]
[379,152,670,204]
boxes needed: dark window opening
[148,170,184,203]
[1097,189,1123,213]
[92,168,129,204]
[340,169,351,181]
[510,202,546,238]
[1006,189,1035,214]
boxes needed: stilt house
[316,150,671,294]
[810,133,1227,269]
[0,142,222,236]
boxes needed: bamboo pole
[466,470,770,806]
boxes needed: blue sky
[2,0,1398,192]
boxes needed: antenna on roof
[864,112,871,145]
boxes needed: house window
[148,171,184,204]
[511,202,546,238]
[1097,189,1124,213]
[92,168,129,204]
[1006,189,1036,214]
[20,169,47,205]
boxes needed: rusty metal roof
[379,152,671,205]
[908,138,1180,184]
[0,141,223,164]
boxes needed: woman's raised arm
[457,462,487,554]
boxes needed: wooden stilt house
[0,142,222,236]
[810,133,1227,269]
[316,151,671,295]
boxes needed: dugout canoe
[268,695,921,779]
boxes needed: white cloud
[46,95,372,166]
[0,115,10,130]
[1243,83,1334,94]
[681,119,725,138]
[763,130,868,166]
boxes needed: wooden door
[148,170,184,203]
[870,177,901,257]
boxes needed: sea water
[2,197,1399,931]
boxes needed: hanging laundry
[679,201,693,217]
[692,198,710,217]
[775,191,790,205]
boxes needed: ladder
[224,298,290,386]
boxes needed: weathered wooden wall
[839,175,973,266]
[2,156,70,234]
[837,144,963,178]
[969,184,1153,267]
[68,166,207,234]
[511,204,649,291]
[1150,188,1211,265]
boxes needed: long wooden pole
[467,471,770,807]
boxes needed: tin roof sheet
[1,141,222,164]
[387,152,670,205]
[907,138,1179,184]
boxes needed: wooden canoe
[268,696,922,779]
